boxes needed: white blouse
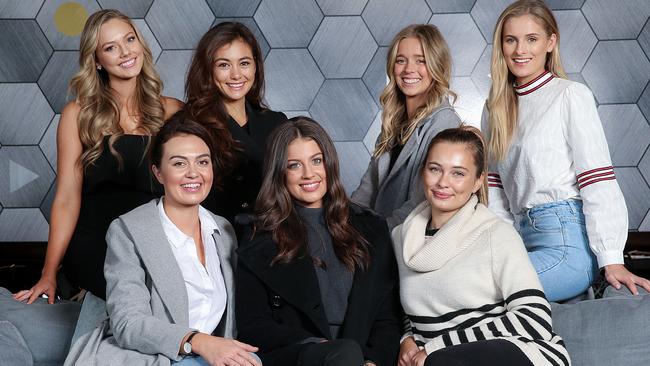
[481,71,628,268]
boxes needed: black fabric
[235,204,402,366]
[63,135,163,299]
[202,104,287,231]
[424,339,534,366]
[297,339,364,366]
[388,142,404,173]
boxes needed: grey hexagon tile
[213,17,270,59]
[0,208,49,241]
[0,84,54,145]
[362,0,432,46]
[40,179,55,222]
[582,41,650,104]
[0,20,52,82]
[254,0,322,48]
[363,110,382,154]
[470,0,511,43]
[639,20,650,61]
[37,51,79,113]
[430,13,486,76]
[146,0,214,49]
[639,147,650,186]
[0,0,43,18]
[97,0,152,18]
[156,50,193,101]
[316,0,368,15]
[640,209,650,231]
[0,146,55,207]
[598,104,650,166]
[36,0,101,50]
[206,0,260,17]
[545,0,585,9]
[639,84,650,122]
[426,0,475,13]
[568,73,588,87]
[582,0,650,40]
[309,79,378,141]
[470,44,491,99]
[555,10,597,74]
[282,111,312,119]
[133,19,161,61]
[615,167,650,230]
[451,77,483,128]
[264,49,324,111]
[39,114,59,170]
[309,17,377,78]
[333,141,370,195]
[362,47,388,103]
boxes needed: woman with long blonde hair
[483,0,650,302]
[14,9,182,303]
[352,24,461,230]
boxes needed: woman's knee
[324,339,363,364]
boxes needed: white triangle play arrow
[10,159,39,193]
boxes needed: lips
[512,58,531,65]
[120,58,136,68]
[402,77,421,84]
[432,191,452,199]
[300,181,320,192]
[227,82,245,89]
[181,182,202,192]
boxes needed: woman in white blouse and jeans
[483,0,650,301]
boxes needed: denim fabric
[518,200,598,302]
[70,291,107,347]
[173,353,262,365]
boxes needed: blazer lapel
[211,229,235,336]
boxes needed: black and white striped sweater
[392,196,570,366]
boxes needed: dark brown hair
[255,117,370,271]
[422,125,488,204]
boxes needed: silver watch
[183,331,199,355]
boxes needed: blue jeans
[518,200,598,302]
[173,356,210,365]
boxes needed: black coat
[235,205,402,366]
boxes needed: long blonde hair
[69,9,164,170]
[487,0,566,161]
[374,24,456,157]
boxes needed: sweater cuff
[423,337,445,355]
[596,250,624,268]
[400,332,414,344]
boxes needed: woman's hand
[13,274,57,304]
[192,334,260,366]
[604,264,650,295]
[411,349,428,366]
[398,336,419,366]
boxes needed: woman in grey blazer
[65,113,260,366]
[352,24,460,230]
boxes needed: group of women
[5,0,650,365]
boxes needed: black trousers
[425,339,534,366]
[297,339,365,366]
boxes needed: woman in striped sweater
[393,126,569,366]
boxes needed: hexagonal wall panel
[362,47,388,103]
[470,44,492,99]
[640,210,650,232]
[316,0,367,15]
[582,0,650,40]
[38,51,79,113]
[545,0,585,9]
[0,208,49,241]
[0,20,52,82]
[0,84,54,145]
[36,0,100,50]
[39,114,60,170]
[133,19,161,61]
[451,77,483,128]
[156,50,193,101]
[282,111,312,119]
[599,104,650,166]
[146,0,214,49]
[309,17,377,78]
[615,167,650,230]
[40,180,56,222]
[470,0,511,43]
[97,0,153,18]
[213,17,270,59]
[0,146,55,207]
[0,0,43,18]
[363,110,382,154]
[639,20,650,62]
[334,141,370,195]
[430,13,485,77]
[309,79,378,141]
[362,0,432,46]
[254,0,322,48]
[639,148,650,187]
[555,10,597,74]
[264,49,324,111]
[426,0,476,13]
[206,0,260,17]
[639,84,650,122]
[582,41,650,104]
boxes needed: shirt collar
[514,70,554,96]
[157,198,221,249]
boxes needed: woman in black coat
[236,117,402,366]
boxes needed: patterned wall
[0,0,649,242]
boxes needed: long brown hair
[184,21,267,182]
[255,117,370,271]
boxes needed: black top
[202,104,287,230]
[63,135,163,299]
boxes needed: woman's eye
[452,171,465,177]
[416,58,426,64]
[396,58,406,64]
[198,160,210,166]
[313,157,322,165]
[429,166,440,173]
[241,61,251,67]
[127,36,136,42]
[216,62,229,69]
[504,38,514,44]
[172,161,185,167]
[287,162,301,170]
[105,46,114,52]
[528,37,537,43]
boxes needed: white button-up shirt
[158,199,227,334]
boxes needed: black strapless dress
[62,135,163,299]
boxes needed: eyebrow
[504,32,542,38]
[396,53,425,58]
[168,153,211,160]
[214,56,254,62]
[427,162,469,171]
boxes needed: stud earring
[97,65,102,70]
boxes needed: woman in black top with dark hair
[235,117,401,366]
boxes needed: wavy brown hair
[70,9,164,171]
[185,21,267,181]
[255,117,370,271]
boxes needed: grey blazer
[351,101,461,230]
[64,199,237,366]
